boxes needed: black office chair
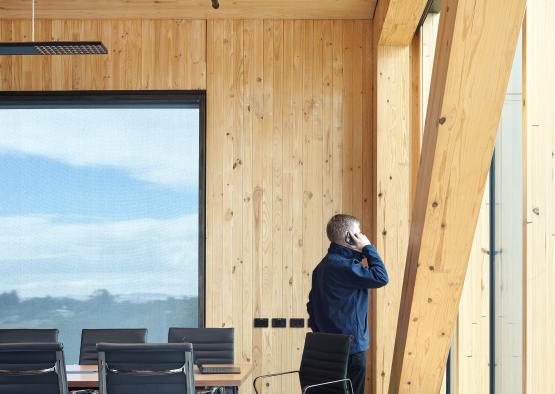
[97,343,195,394]
[0,342,68,394]
[168,328,234,394]
[0,328,59,343]
[79,329,147,365]
[168,328,234,365]
[253,332,353,394]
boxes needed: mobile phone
[346,232,356,245]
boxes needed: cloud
[0,214,199,298]
[0,108,199,189]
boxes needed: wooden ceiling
[0,0,378,19]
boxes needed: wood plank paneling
[206,20,373,393]
[456,189,490,394]
[371,44,411,394]
[525,0,555,392]
[370,1,430,391]
[0,0,377,20]
[0,19,206,90]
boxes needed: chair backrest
[299,333,351,394]
[168,327,234,365]
[0,329,59,343]
[79,329,148,365]
[97,342,195,394]
[0,342,68,394]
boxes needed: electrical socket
[254,318,269,328]
[272,318,287,328]
[289,318,305,328]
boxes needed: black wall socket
[272,318,287,328]
[254,318,269,328]
[289,318,305,328]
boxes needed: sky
[0,107,200,299]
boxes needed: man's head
[326,214,361,245]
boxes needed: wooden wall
[525,0,555,392]
[371,44,411,394]
[0,19,206,90]
[205,19,373,393]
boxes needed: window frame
[0,90,207,327]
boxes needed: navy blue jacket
[307,243,389,354]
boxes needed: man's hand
[348,231,371,252]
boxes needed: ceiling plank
[389,0,526,392]
[0,0,377,20]
[373,0,429,46]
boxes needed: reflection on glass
[0,107,200,363]
[493,32,523,394]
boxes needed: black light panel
[0,41,108,56]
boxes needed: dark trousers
[347,351,366,394]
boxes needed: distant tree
[89,289,115,305]
[0,290,20,307]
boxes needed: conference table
[67,363,253,392]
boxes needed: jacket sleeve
[306,289,319,332]
[339,244,389,289]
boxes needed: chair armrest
[196,388,225,394]
[0,366,55,376]
[106,364,186,376]
[302,378,354,394]
[252,370,299,394]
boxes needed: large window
[0,92,205,363]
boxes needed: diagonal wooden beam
[373,0,429,46]
[389,0,526,393]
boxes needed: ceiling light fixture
[0,0,107,56]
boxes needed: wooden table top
[66,363,253,389]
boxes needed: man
[307,214,389,394]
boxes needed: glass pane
[494,32,523,394]
[0,105,200,364]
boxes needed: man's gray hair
[326,214,360,243]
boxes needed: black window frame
[0,90,207,327]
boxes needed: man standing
[307,214,389,394]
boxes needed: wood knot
[439,117,446,125]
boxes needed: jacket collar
[328,242,363,260]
